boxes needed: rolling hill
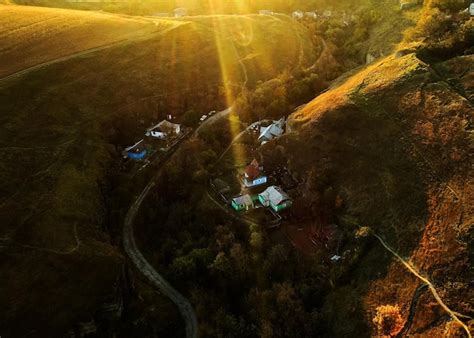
[0,4,178,78]
[0,5,317,336]
[275,42,473,338]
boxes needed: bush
[372,304,404,337]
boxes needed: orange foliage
[373,304,405,337]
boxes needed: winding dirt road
[123,180,198,338]
[123,107,231,338]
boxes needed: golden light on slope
[206,1,249,166]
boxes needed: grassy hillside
[0,6,316,336]
[0,4,177,78]
[280,51,473,336]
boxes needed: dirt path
[122,107,231,338]
[123,136,198,338]
[123,181,198,337]
[216,120,268,161]
[371,230,473,337]
[194,107,232,135]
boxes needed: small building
[292,10,304,20]
[174,7,187,17]
[243,159,268,188]
[470,2,474,16]
[259,10,273,15]
[258,118,285,144]
[124,140,147,160]
[304,11,318,19]
[231,194,256,211]
[258,186,292,212]
[146,120,181,139]
[322,10,332,18]
[400,1,418,10]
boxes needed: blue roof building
[124,140,147,160]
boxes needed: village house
[258,117,285,144]
[292,10,304,20]
[242,159,268,188]
[258,186,292,212]
[322,10,332,18]
[145,120,181,140]
[174,7,187,17]
[231,194,257,211]
[123,140,147,160]
[304,11,318,19]
[400,0,422,10]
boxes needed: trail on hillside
[371,230,473,338]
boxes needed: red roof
[245,159,260,180]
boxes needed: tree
[182,109,201,127]
[372,305,404,337]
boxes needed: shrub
[372,304,404,337]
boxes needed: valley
[0,0,472,337]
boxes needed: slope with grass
[277,50,473,335]
[0,4,177,78]
[0,6,317,336]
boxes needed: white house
[470,2,474,16]
[174,7,187,17]
[323,10,332,18]
[159,120,181,134]
[146,120,181,139]
[292,10,304,20]
[258,186,292,212]
[258,118,285,144]
[305,11,318,19]
[231,194,255,211]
